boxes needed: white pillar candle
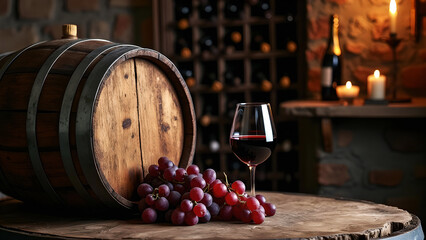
[367,70,386,100]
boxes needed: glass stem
[249,165,256,197]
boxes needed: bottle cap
[62,24,78,39]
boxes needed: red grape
[158,157,174,171]
[171,208,185,225]
[262,202,276,216]
[181,192,190,201]
[163,167,176,182]
[212,183,227,198]
[210,179,222,189]
[167,191,181,207]
[202,168,216,184]
[225,192,238,206]
[142,208,157,223]
[207,202,220,217]
[240,209,252,223]
[200,192,213,207]
[189,187,204,202]
[158,184,170,197]
[145,194,156,206]
[190,176,206,189]
[232,203,243,220]
[255,194,266,205]
[180,199,193,212]
[246,197,260,211]
[252,210,265,224]
[155,197,169,211]
[148,165,160,177]
[186,165,200,175]
[173,183,186,195]
[258,204,265,215]
[199,209,211,223]
[184,211,199,226]
[231,180,245,195]
[137,183,153,198]
[193,203,207,217]
[175,168,187,182]
[219,205,233,221]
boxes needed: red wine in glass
[229,103,276,196]
[230,135,276,166]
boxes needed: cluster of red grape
[137,157,276,226]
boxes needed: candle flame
[345,81,352,89]
[390,0,397,14]
[374,70,380,78]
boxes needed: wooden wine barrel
[0,35,196,212]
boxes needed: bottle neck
[327,15,341,56]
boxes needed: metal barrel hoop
[26,39,93,206]
[59,41,120,207]
[75,45,141,210]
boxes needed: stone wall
[0,0,153,53]
[306,0,426,99]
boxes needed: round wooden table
[0,192,423,240]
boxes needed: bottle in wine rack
[225,0,243,19]
[224,29,243,53]
[199,33,218,55]
[208,134,220,153]
[279,75,291,88]
[250,0,272,19]
[203,72,222,92]
[200,105,212,127]
[181,68,196,88]
[286,40,297,53]
[175,1,191,30]
[199,0,216,20]
[224,69,242,86]
[321,14,342,101]
[251,32,271,53]
[255,72,272,92]
[175,36,192,58]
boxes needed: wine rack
[154,0,306,192]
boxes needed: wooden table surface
[0,192,421,240]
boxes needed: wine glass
[229,103,277,197]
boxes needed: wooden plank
[135,58,184,175]
[280,98,426,118]
[92,58,143,200]
[0,192,418,240]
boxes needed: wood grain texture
[92,58,143,200]
[0,192,418,240]
[135,58,184,174]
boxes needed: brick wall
[317,118,426,221]
[0,0,153,53]
[306,0,426,99]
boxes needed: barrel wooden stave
[0,39,196,211]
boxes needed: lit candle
[367,70,386,100]
[389,0,397,34]
[336,81,360,99]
